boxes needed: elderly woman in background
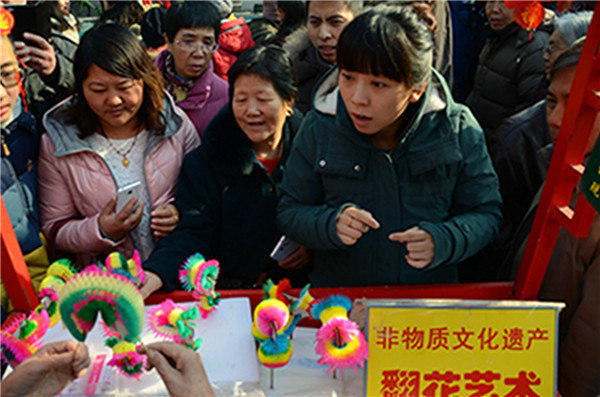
[38,24,199,267]
[542,11,592,80]
[141,45,310,297]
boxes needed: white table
[45,298,260,396]
[24,298,365,396]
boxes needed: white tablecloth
[14,298,365,396]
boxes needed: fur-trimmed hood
[42,91,187,157]
[311,67,449,149]
[199,104,304,177]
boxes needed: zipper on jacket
[381,151,407,283]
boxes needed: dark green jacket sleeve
[419,108,503,268]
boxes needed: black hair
[141,6,167,48]
[67,23,165,138]
[277,0,306,39]
[247,18,279,46]
[227,45,297,103]
[97,1,144,28]
[306,1,363,18]
[50,2,81,34]
[164,1,221,42]
[337,5,433,87]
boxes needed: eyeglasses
[0,68,22,88]
[174,39,219,54]
[545,43,566,56]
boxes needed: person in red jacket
[210,0,256,81]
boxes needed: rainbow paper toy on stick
[263,278,315,317]
[1,307,49,368]
[310,295,368,373]
[251,299,299,369]
[104,250,145,286]
[262,278,293,306]
[289,283,315,315]
[46,258,78,280]
[0,332,32,369]
[147,299,201,350]
[37,258,78,327]
[58,265,146,379]
[179,253,221,318]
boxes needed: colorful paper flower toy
[104,250,145,286]
[1,307,49,368]
[147,299,202,350]
[58,264,146,379]
[310,295,368,373]
[179,253,221,318]
[37,258,78,327]
[252,299,300,369]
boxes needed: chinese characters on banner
[365,300,563,397]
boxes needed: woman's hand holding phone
[277,245,311,271]
[98,197,144,241]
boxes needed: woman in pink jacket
[38,24,200,268]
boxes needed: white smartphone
[270,235,300,262]
[115,181,142,213]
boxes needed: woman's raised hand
[336,206,380,246]
[150,203,179,238]
[389,226,435,269]
[98,197,144,241]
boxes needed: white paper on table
[43,297,260,396]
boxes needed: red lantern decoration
[504,1,546,33]
[0,7,15,37]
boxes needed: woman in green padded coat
[277,5,503,287]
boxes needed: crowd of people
[1,1,598,396]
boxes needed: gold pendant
[123,157,130,167]
[2,143,10,157]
